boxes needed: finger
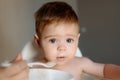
[0,67,8,79]
[4,60,28,77]
[12,54,23,62]
[10,67,29,80]
[15,53,23,61]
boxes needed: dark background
[77,0,120,65]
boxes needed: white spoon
[1,61,56,68]
[28,62,56,68]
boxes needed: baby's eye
[66,38,74,43]
[49,39,56,43]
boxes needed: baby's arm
[82,57,120,79]
[104,64,120,79]
[81,57,105,77]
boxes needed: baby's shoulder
[71,57,93,70]
[74,56,90,61]
[73,57,92,64]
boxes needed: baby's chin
[56,60,69,66]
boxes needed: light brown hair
[35,1,79,38]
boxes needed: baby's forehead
[46,21,79,28]
[45,22,78,32]
[37,22,79,38]
[41,22,78,34]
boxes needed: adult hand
[0,54,29,80]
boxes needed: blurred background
[0,0,120,65]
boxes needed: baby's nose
[57,44,66,52]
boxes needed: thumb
[15,53,23,61]
[11,53,23,63]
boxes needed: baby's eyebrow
[44,34,77,39]
[44,35,57,39]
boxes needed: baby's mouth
[56,56,66,61]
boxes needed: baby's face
[40,22,80,66]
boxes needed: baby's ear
[78,33,80,39]
[34,34,40,46]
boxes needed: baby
[32,1,120,80]
[14,1,120,80]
